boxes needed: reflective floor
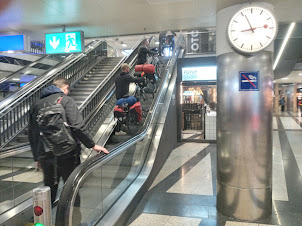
[127,111,302,226]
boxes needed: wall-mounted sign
[45,31,84,54]
[0,35,30,52]
[182,66,217,81]
[239,71,259,91]
[186,30,202,54]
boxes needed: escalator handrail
[0,40,104,113]
[56,34,185,225]
[78,36,145,111]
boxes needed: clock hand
[245,15,254,33]
[241,24,269,32]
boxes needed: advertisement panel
[182,66,217,81]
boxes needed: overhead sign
[240,71,259,91]
[45,31,84,54]
[182,66,217,81]
[0,34,30,52]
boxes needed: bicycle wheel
[126,113,141,135]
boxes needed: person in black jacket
[28,77,108,204]
[137,38,158,65]
[115,63,145,100]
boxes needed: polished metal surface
[217,181,272,221]
[216,51,273,220]
[33,187,52,226]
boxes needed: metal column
[216,2,274,221]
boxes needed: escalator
[55,35,185,226]
[0,36,153,224]
[69,57,122,106]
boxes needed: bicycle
[114,101,142,135]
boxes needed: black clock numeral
[241,12,244,16]
[267,17,271,20]
[260,42,263,47]
[241,43,244,48]
[266,36,271,39]
[260,10,263,15]
[233,20,238,23]
[231,30,236,32]
[251,45,253,50]
[233,38,238,41]
[251,8,253,13]
[269,27,274,29]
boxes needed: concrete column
[274,84,280,115]
[293,84,297,113]
[216,1,274,221]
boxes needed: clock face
[228,6,278,53]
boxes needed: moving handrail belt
[55,34,185,226]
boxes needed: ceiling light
[12,78,20,81]
[121,43,127,47]
[155,41,160,45]
[7,50,14,53]
[299,73,302,76]
[281,77,289,80]
[273,22,296,70]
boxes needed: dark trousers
[40,150,81,204]
[281,105,285,112]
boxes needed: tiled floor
[127,112,302,226]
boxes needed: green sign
[45,31,84,54]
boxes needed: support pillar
[284,87,288,111]
[293,84,297,113]
[216,1,273,221]
[274,84,280,115]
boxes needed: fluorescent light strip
[273,22,296,70]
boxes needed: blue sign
[0,35,30,52]
[239,71,259,91]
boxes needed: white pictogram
[49,36,60,50]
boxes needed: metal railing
[55,34,185,226]
[30,41,46,55]
[0,40,107,148]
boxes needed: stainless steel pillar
[216,2,274,221]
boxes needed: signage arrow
[49,36,60,49]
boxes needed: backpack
[36,96,77,156]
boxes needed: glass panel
[0,156,14,214]
[11,151,42,206]
[73,169,103,225]
[0,55,65,101]
[102,142,143,213]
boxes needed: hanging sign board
[45,31,84,54]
